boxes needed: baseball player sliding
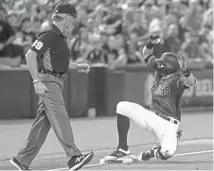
[102,34,197,163]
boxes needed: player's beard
[156,61,180,75]
[156,66,176,75]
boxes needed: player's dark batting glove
[146,34,160,49]
[177,129,183,141]
[149,34,160,43]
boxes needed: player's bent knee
[116,101,142,120]
[116,101,128,116]
[161,149,174,160]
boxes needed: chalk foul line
[47,149,213,171]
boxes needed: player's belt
[155,112,178,124]
[39,69,67,79]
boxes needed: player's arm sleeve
[30,32,52,57]
[179,75,197,89]
[142,45,158,71]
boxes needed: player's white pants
[117,101,180,158]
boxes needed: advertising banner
[182,69,213,106]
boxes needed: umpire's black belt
[155,112,179,124]
[39,69,66,79]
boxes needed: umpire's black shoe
[10,157,31,170]
[68,151,94,170]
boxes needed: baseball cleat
[139,146,159,161]
[68,151,94,170]
[100,148,133,164]
[106,148,131,159]
[10,157,31,170]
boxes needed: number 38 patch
[32,40,43,50]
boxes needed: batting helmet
[156,52,181,75]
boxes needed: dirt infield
[0,111,213,170]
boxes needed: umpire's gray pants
[16,73,81,166]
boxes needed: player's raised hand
[77,63,90,73]
[177,53,188,70]
[149,34,160,44]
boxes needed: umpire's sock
[117,114,130,151]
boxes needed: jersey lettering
[32,40,44,50]
[153,85,170,96]
[150,74,184,120]
[159,98,169,108]
[152,81,158,90]
[165,86,170,95]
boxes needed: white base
[100,155,140,164]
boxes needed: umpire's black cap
[54,2,77,18]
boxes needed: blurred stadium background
[0,0,213,170]
[0,0,212,118]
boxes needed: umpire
[10,2,93,171]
